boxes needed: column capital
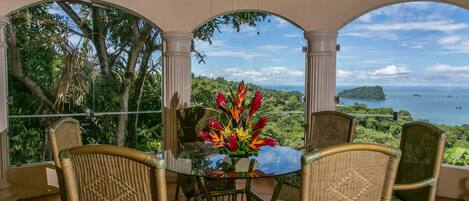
[162,31,192,56]
[304,30,338,40]
[304,30,338,55]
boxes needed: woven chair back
[176,107,220,149]
[60,145,167,201]
[49,118,82,169]
[306,111,355,152]
[395,121,446,201]
[301,143,401,201]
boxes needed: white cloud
[372,65,409,76]
[194,39,225,49]
[354,2,458,23]
[337,69,352,79]
[353,21,469,32]
[195,66,304,86]
[293,47,303,53]
[218,24,260,36]
[363,59,394,64]
[438,35,462,45]
[239,25,257,34]
[427,64,469,72]
[206,50,267,60]
[423,64,469,81]
[255,45,289,51]
[283,34,302,38]
[337,64,469,86]
[343,32,371,38]
[337,65,411,85]
[275,18,289,28]
[400,42,424,49]
[439,37,469,54]
[343,3,468,42]
[357,13,374,23]
[194,39,267,60]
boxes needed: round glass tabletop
[164,143,303,179]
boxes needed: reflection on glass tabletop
[164,144,303,179]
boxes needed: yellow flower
[221,127,233,137]
[235,127,251,142]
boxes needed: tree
[8,2,269,150]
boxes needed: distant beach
[264,85,469,125]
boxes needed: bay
[263,85,469,126]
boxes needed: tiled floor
[23,179,461,201]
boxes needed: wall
[437,165,469,200]
[7,162,59,199]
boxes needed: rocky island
[338,86,386,100]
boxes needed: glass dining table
[164,143,303,201]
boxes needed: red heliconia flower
[199,131,211,141]
[263,138,278,147]
[232,96,241,108]
[237,81,248,103]
[251,132,260,140]
[216,92,226,108]
[226,135,239,152]
[254,117,267,131]
[207,119,223,130]
[249,91,262,117]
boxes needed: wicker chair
[48,118,82,201]
[300,143,401,201]
[393,122,446,201]
[175,107,236,200]
[300,111,356,152]
[60,144,167,201]
[176,107,220,150]
[275,111,356,201]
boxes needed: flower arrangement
[199,81,278,157]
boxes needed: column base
[0,185,17,201]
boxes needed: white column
[161,31,192,153]
[304,30,338,141]
[0,15,16,201]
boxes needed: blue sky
[192,2,469,87]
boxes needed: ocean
[264,85,469,126]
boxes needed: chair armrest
[296,144,319,154]
[295,141,314,151]
[393,178,437,191]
